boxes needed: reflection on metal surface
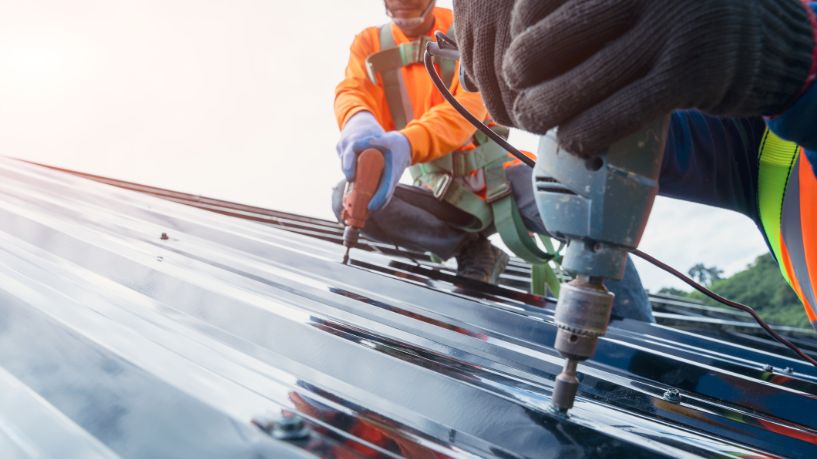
[0,158,815,458]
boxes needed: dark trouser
[332,164,653,322]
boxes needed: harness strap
[367,22,560,293]
[366,36,433,84]
[436,180,494,232]
[375,25,414,129]
[410,144,510,179]
[368,24,459,130]
[490,185,552,263]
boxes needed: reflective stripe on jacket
[758,131,817,327]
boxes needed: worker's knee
[331,179,346,222]
[506,164,547,234]
[606,257,654,322]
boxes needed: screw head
[252,411,311,441]
[762,364,774,373]
[783,367,795,375]
[271,411,310,441]
[662,388,681,404]
[160,232,169,240]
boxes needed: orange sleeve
[401,66,488,164]
[334,29,387,130]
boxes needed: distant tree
[688,263,724,287]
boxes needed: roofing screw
[762,364,774,373]
[160,232,169,240]
[784,367,795,375]
[252,411,310,441]
[662,388,682,404]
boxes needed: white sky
[0,0,769,291]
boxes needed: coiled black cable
[424,41,535,168]
[424,37,817,369]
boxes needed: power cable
[424,37,817,369]
[424,41,535,168]
[633,249,817,367]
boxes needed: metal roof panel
[1,159,816,458]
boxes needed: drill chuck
[553,277,615,360]
[551,277,614,412]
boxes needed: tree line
[657,254,807,328]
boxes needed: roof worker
[453,0,817,329]
[332,0,652,320]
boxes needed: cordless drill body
[533,119,669,412]
[342,148,385,264]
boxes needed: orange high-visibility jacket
[334,7,488,165]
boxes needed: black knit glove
[502,0,815,155]
[453,0,517,125]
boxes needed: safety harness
[365,24,560,295]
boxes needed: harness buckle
[410,37,429,64]
[485,182,513,204]
[432,174,453,200]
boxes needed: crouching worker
[331,0,651,321]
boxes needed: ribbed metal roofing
[2,158,817,458]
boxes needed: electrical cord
[424,42,535,168]
[634,249,817,367]
[424,38,817,369]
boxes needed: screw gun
[342,148,385,264]
[533,118,670,413]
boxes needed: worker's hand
[352,132,411,211]
[501,0,816,156]
[338,111,384,180]
[452,0,517,126]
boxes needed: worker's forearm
[659,111,767,220]
[335,84,382,130]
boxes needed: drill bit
[552,358,579,413]
[342,226,359,265]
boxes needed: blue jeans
[331,164,653,322]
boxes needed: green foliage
[687,263,723,286]
[659,254,808,328]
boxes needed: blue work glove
[352,131,411,212]
[337,111,384,180]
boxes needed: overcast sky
[0,0,769,291]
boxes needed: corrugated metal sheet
[2,158,817,458]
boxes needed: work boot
[455,237,510,285]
